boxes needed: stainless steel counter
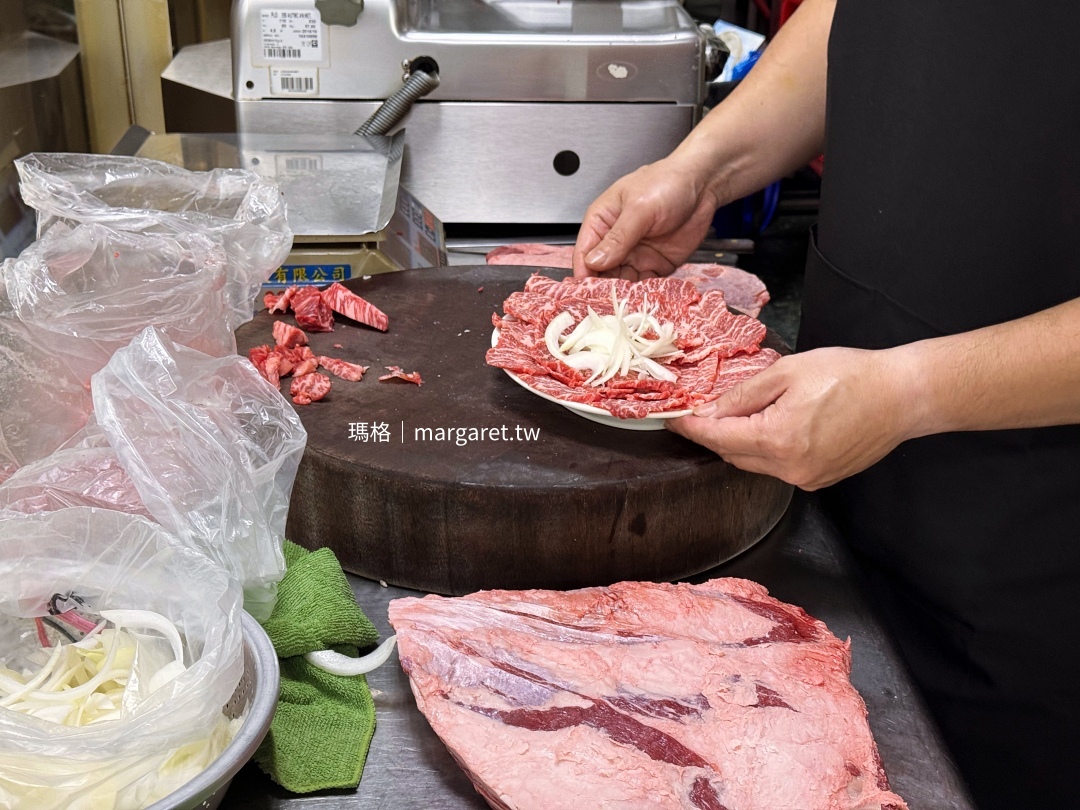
[219,493,976,809]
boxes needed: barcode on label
[265,46,302,59]
[280,76,314,92]
[285,157,320,172]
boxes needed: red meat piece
[248,345,272,380]
[290,373,332,405]
[389,578,909,810]
[292,358,319,376]
[321,282,389,331]
[264,353,284,387]
[275,354,295,376]
[671,264,771,317]
[378,366,423,386]
[292,287,335,332]
[264,291,280,311]
[318,356,369,381]
[279,345,314,364]
[486,244,574,268]
[487,245,770,317]
[272,320,309,349]
[270,286,298,314]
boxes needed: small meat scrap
[322,282,389,331]
[281,345,314,363]
[318,356,369,382]
[378,366,422,386]
[292,357,319,376]
[272,320,309,349]
[248,345,272,379]
[270,285,298,314]
[264,353,284,387]
[290,372,332,405]
[333,343,344,349]
[292,287,335,332]
[264,291,280,311]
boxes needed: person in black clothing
[573,2,1080,807]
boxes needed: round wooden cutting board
[235,266,793,594]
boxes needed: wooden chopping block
[235,266,793,594]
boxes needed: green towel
[254,541,381,793]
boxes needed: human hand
[572,157,721,281]
[666,347,922,490]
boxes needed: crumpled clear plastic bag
[15,153,292,331]
[0,507,244,809]
[0,421,149,517]
[4,221,235,361]
[0,222,237,469]
[91,327,307,621]
[0,289,93,468]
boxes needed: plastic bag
[0,222,237,468]
[92,327,307,621]
[0,507,243,809]
[16,153,292,331]
[0,421,149,517]
[3,221,235,363]
[0,289,92,468]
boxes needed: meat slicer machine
[226,0,726,223]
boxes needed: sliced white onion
[99,609,184,664]
[304,635,398,677]
[544,312,575,360]
[542,291,681,387]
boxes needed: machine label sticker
[260,10,323,61]
[275,153,323,173]
[270,68,318,96]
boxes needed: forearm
[673,0,834,206]
[897,297,1080,436]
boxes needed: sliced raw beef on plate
[486,275,778,419]
[322,282,389,331]
[389,579,908,810]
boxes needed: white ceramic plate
[491,328,693,431]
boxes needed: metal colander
[145,612,279,810]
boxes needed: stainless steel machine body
[223,0,723,222]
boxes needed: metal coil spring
[356,70,440,136]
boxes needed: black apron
[798,3,1080,808]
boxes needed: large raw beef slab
[389,578,908,810]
